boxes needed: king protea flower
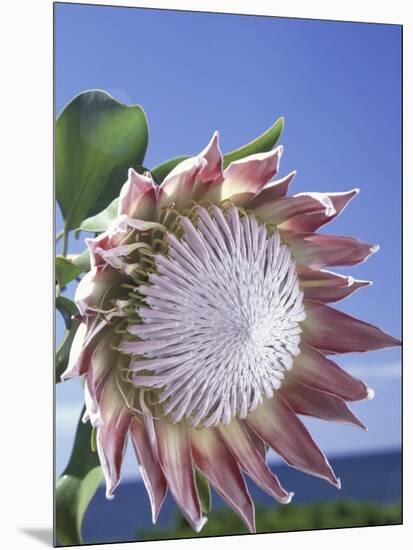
[62,132,400,533]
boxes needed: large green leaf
[223,117,284,168]
[151,156,189,184]
[56,296,80,383]
[56,90,148,232]
[56,408,103,545]
[195,469,212,514]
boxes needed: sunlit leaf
[223,117,284,168]
[56,90,148,231]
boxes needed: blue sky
[55,3,402,479]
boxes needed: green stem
[55,229,64,243]
[62,227,69,257]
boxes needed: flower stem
[55,229,64,243]
[62,227,69,257]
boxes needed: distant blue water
[81,449,401,544]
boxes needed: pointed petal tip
[199,130,223,180]
[242,504,256,534]
[338,188,359,198]
[125,166,154,187]
[295,459,340,490]
[303,301,401,352]
[251,144,283,162]
[320,465,341,489]
[334,187,359,198]
[348,412,368,431]
[275,144,284,157]
[208,130,221,151]
[370,244,380,253]
[151,499,165,525]
[102,466,122,501]
[322,459,341,489]
[105,489,115,500]
[243,144,283,164]
[384,334,402,347]
[150,492,164,525]
[193,516,208,533]
[280,491,295,504]
[150,483,168,524]
[356,279,372,288]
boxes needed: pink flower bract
[62,132,400,533]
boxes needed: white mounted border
[1,1,410,549]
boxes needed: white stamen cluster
[127,205,306,427]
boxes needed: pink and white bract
[62,132,400,533]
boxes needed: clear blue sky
[55,3,402,478]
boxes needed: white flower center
[128,205,306,427]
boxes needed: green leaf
[71,248,91,272]
[56,296,78,329]
[195,469,211,514]
[56,408,103,546]
[149,118,284,184]
[56,318,80,383]
[74,197,119,238]
[56,297,80,383]
[56,90,149,232]
[56,256,83,289]
[223,117,284,168]
[55,251,90,298]
[151,156,189,184]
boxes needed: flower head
[63,132,400,533]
